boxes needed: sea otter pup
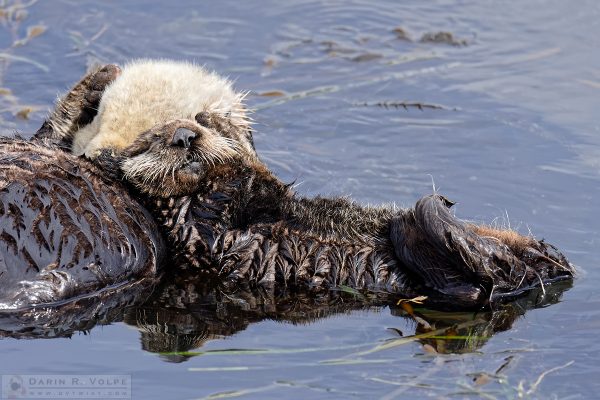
[0,65,164,310]
[68,60,573,310]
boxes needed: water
[1,0,599,398]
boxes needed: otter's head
[116,112,257,198]
[72,59,256,159]
[64,59,260,197]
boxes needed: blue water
[1,0,599,398]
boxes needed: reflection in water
[127,273,571,362]
[0,269,571,363]
[0,277,158,339]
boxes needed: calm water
[1,0,599,398]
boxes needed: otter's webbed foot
[34,64,121,147]
[391,194,575,309]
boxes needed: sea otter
[65,59,574,310]
[0,65,164,310]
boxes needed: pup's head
[72,59,256,159]
[117,112,257,198]
[66,59,260,197]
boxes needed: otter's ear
[33,64,121,148]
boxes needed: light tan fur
[71,59,250,157]
[470,225,535,254]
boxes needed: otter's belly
[0,139,164,310]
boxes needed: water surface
[1,0,599,398]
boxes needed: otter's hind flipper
[391,198,486,308]
[391,194,574,308]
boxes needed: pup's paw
[34,64,121,144]
[78,64,121,126]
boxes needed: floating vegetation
[357,101,456,111]
[348,52,383,62]
[15,106,32,119]
[392,27,470,46]
[264,25,468,76]
[257,90,287,97]
[0,0,46,128]
[396,295,428,306]
[420,31,468,46]
[66,23,109,55]
[577,78,600,90]
[392,27,411,41]
[198,379,359,400]
[458,359,575,399]
[254,61,461,111]
[0,51,48,71]
[188,358,394,373]
[161,342,372,359]
[334,284,366,300]
[199,382,281,400]
[12,23,46,46]
[469,355,515,387]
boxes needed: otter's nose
[171,128,197,148]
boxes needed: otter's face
[120,112,256,198]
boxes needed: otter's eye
[171,128,197,148]
[195,112,210,128]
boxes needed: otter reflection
[0,268,571,359]
[0,277,158,339]
[124,271,572,363]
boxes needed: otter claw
[83,65,121,109]
[90,65,121,91]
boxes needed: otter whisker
[533,269,546,297]
[515,267,527,290]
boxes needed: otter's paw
[78,64,122,125]
[391,196,487,309]
[391,194,574,309]
[34,64,121,144]
[470,224,575,300]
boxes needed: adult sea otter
[0,65,164,311]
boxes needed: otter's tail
[390,194,575,309]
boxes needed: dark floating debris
[349,53,383,62]
[357,101,456,111]
[257,90,286,97]
[420,31,468,46]
[392,27,411,41]
[391,27,468,46]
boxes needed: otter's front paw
[78,64,121,126]
[34,64,121,144]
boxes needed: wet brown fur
[35,63,575,310]
[0,65,163,309]
[86,108,574,309]
[0,138,163,309]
